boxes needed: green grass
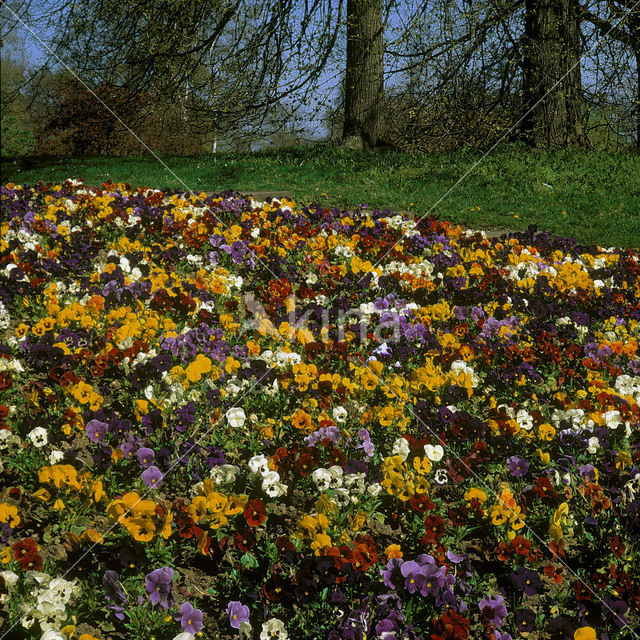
[2,144,639,248]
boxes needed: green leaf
[240,552,258,568]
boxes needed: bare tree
[39,0,346,145]
[5,0,639,154]
[580,1,640,149]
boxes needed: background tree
[580,1,640,149]
[47,0,346,148]
[1,12,36,157]
[378,0,524,152]
[2,0,639,154]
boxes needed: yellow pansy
[0,503,20,528]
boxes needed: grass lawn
[2,143,639,248]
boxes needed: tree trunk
[342,0,385,149]
[635,50,640,153]
[521,0,587,147]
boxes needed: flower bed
[0,180,639,640]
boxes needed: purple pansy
[136,446,155,468]
[175,601,203,634]
[226,600,250,629]
[508,455,530,478]
[381,558,403,589]
[142,465,163,488]
[510,567,543,596]
[478,594,508,628]
[400,560,427,595]
[85,419,107,442]
[145,566,173,609]
[514,608,536,632]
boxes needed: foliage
[1,114,36,157]
[33,77,208,157]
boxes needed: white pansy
[27,427,48,448]
[261,470,280,488]
[551,408,587,431]
[0,358,24,373]
[275,350,301,367]
[367,482,382,496]
[25,571,51,588]
[424,444,444,462]
[48,577,77,603]
[344,473,366,494]
[226,407,246,428]
[622,473,640,503]
[391,437,410,461]
[265,378,279,396]
[311,468,332,491]
[516,409,534,431]
[260,618,288,640]
[263,479,288,498]
[327,465,344,489]
[614,374,640,400]
[0,570,18,603]
[20,612,36,629]
[332,406,348,423]
[434,469,449,484]
[450,360,479,386]
[587,437,600,454]
[332,487,351,507]
[225,380,242,396]
[209,464,240,485]
[0,431,22,453]
[248,454,270,476]
[34,600,65,627]
[603,410,621,429]
[172,634,196,640]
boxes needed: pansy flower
[227,600,250,629]
[175,601,203,634]
[514,608,536,633]
[479,594,508,628]
[141,466,163,488]
[136,447,155,468]
[243,498,266,527]
[85,419,107,443]
[145,566,174,609]
[510,567,543,596]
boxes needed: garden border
[205,190,515,240]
